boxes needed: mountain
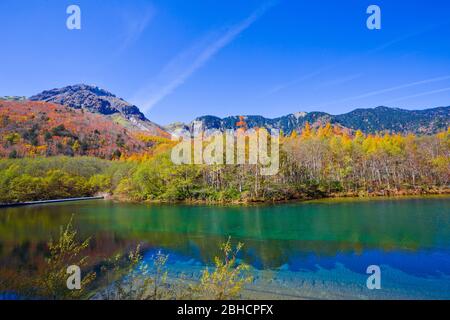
[29,84,169,137]
[0,100,156,159]
[167,106,450,135]
[333,106,449,134]
[0,96,27,102]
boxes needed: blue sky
[1,0,450,124]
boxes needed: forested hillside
[0,100,164,159]
[0,85,448,204]
[117,124,449,202]
[1,122,448,204]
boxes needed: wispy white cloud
[133,1,277,113]
[367,22,446,55]
[264,55,358,97]
[95,4,155,72]
[117,5,155,55]
[315,73,362,88]
[319,75,450,107]
[265,65,333,96]
[383,86,450,104]
[265,23,445,97]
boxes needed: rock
[29,84,169,137]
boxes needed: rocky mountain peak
[293,111,308,119]
[29,84,169,137]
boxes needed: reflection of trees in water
[0,230,428,277]
[0,198,449,290]
[0,233,140,295]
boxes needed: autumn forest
[0,100,448,204]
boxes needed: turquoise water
[0,197,449,299]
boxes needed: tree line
[1,123,447,204]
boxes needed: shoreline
[0,196,104,208]
[1,190,449,209]
[113,188,450,206]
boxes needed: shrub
[191,237,253,300]
[33,216,96,299]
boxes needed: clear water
[1,197,449,299]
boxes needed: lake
[0,196,449,299]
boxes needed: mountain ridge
[9,84,450,136]
[29,84,169,137]
[166,106,450,135]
